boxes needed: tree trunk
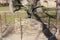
[9,0,13,13]
[56,0,60,34]
[57,0,60,19]
[26,0,41,18]
[57,8,60,19]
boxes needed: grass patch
[48,11,56,18]
[0,6,9,11]
[0,11,28,23]
[37,11,56,18]
[42,7,56,11]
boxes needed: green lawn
[0,6,56,11]
[0,6,57,24]
[0,11,28,23]
[0,6,25,11]
[37,11,56,18]
[42,7,56,11]
[0,6,9,11]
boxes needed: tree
[56,0,60,34]
[9,0,13,13]
[25,0,41,18]
[57,0,60,19]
